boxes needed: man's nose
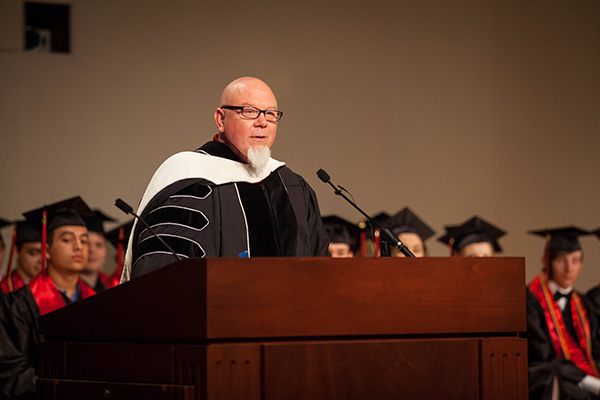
[254,112,268,126]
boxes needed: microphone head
[114,198,134,215]
[317,169,330,183]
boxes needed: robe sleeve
[130,179,221,279]
[0,286,40,400]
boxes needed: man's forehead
[221,78,277,106]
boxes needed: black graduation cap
[357,211,392,239]
[372,212,391,227]
[438,216,506,253]
[105,220,134,249]
[23,196,93,233]
[15,220,42,248]
[382,207,435,241]
[529,226,590,262]
[592,228,600,240]
[0,218,11,229]
[322,215,361,247]
[85,209,116,236]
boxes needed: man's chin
[247,145,271,172]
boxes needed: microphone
[316,169,415,257]
[317,169,331,183]
[114,198,182,262]
[115,198,134,214]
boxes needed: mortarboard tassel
[110,226,125,284]
[6,225,17,292]
[117,227,124,267]
[359,220,367,257]
[41,210,47,270]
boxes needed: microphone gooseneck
[315,170,415,257]
[114,198,182,262]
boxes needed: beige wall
[1,0,599,290]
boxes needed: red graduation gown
[0,271,26,294]
[98,270,119,289]
[28,270,96,315]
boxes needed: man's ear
[214,108,225,133]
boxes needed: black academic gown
[129,141,330,279]
[527,288,600,400]
[0,286,39,400]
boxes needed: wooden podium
[37,257,527,400]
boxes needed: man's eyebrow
[58,231,89,238]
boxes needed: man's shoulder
[275,166,317,193]
[275,165,303,182]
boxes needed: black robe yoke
[527,288,600,400]
[129,142,330,279]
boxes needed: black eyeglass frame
[221,105,283,122]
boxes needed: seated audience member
[21,197,97,313]
[81,210,117,292]
[0,197,96,399]
[0,218,11,282]
[105,220,133,286]
[0,218,11,287]
[527,227,600,400]
[1,221,42,293]
[437,216,505,257]
[322,215,360,258]
[364,212,391,257]
[586,228,600,309]
[381,207,435,257]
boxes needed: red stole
[98,271,119,289]
[0,270,26,294]
[529,273,600,377]
[28,270,96,316]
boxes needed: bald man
[122,77,330,281]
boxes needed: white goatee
[246,145,271,175]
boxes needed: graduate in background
[105,220,133,286]
[0,219,11,289]
[19,197,97,314]
[0,219,11,283]
[586,228,600,306]
[0,221,42,294]
[381,207,435,257]
[81,210,118,292]
[586,228,600,351]
[527,227,600,400]
[322,215,360,258]
[437,216,505,257]
[0,197,96,399]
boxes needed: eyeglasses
[221,105,283,122]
